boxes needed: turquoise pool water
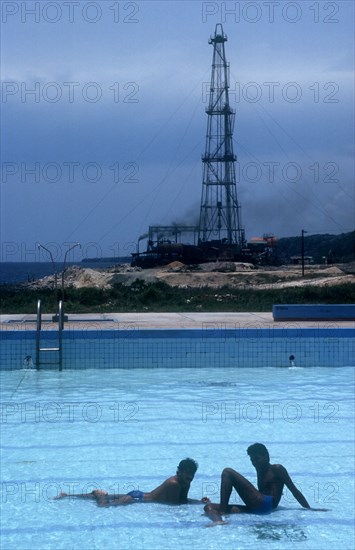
[1,366,354,549]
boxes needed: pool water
[1,366,354,550]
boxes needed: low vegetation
[1,280,354,314]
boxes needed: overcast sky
[1,0,354,262]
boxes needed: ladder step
[39,347,60,352]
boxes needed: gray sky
[1,0,354,262]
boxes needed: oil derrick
[131,26,251,268]
[198,24,245,254]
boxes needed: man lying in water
[56,458,210,506]
[204,443,329,525]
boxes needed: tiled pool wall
[1,326,354,369]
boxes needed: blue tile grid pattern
[1,328,354,369]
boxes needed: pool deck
[1,312,354,330]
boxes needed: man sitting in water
[56,458,210,506]
[204,443,328,525]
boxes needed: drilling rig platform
[131,25,276,268]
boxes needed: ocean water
[0,260,130,285]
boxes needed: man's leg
[204,502,247,525]
[220,468,263,512]
[54,489,108,500]
[204,467,261,525]
[204,503,228,525]
[97,494,136,507]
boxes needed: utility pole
[301,229,308,276]
[198,24,245,251]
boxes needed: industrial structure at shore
[132,24,276,268]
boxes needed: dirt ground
[26,261,355,291]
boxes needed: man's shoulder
[163,475,179,486]
[271,463,285,469]
[270,463,288,476]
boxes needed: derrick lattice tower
[198,24,245,249]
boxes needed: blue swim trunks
[127,490,145,502]
[253,495,274,514]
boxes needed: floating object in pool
[22,355,34,369]
[288,355,303,369]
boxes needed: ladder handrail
[36,299,42,369]
[36,299,42,331]
[58,300,63,370]
[36,299,63,370]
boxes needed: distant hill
[275,231,355,263]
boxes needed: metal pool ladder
[36,299,63,370]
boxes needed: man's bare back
[98,472,195,506]
[55,458,209,507]
[145,474,190,504]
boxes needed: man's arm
[275,465,311,508]
[165,480,210,504]
[148,478,182,504]
[186,497,211,504]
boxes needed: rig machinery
[132,25,275,268]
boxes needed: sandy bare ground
[25,262,355,291]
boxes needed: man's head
[247,443,270,468]
[177,458,198,484]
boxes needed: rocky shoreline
[23,261,355,291]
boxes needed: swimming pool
[1,366,354,549]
